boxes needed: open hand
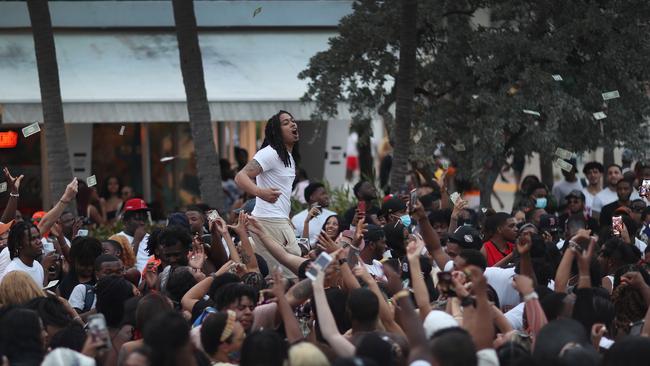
[3,167,24,194]
[227,211,249,236]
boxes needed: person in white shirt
[114,198,151,272]
[235,110,301,278]
[0,221,57,287]
[551,158,583,208]
[68,254,124,314]
[291,182,336,247]
[581,161,603,217]
[592,164,623,219]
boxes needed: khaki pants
[250,217,300,279]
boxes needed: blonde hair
[0,271,45,307]
[288,342,329,366]
[108,234,136,268]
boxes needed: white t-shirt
[0,248,10,279]
[1,257,44,286]
[291,208,337,245]
[504,302,525,330]
[251,146,296,219]
[365,260,386,281]
[592,187,618,213]
[116,231,150,272]
[69,283,96,311]
[582,187,599,217]
[484,267,519,310]
[552,179,583,205]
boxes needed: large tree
[301,0,650,206]
[171,0,224,209]
[26,0,75,208]
[390,0,418,192]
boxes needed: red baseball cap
[123,198,150,212]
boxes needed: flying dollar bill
[555,148,573,160]
[523,109,541,117]
[602,90,620,101]
[554,159,573,172]
[86,175,97,187]
[22,122,40,138]
[552,75,563,81]
[593,112,607,120]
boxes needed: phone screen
[306,252,333,280]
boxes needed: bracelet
[392,290,410,302]
[9,192,19,198]
[523,291,539,302]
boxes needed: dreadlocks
[260,110,300,168]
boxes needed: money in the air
[160,156,175,163]
[555,148,573,160]
[86,175,97,187]
[554,159,573,172]
[523,110,541,117]
[0,182,6,193]
[452,142,466,152]
[593,112,607,120]
[119,126,125,136]
[552,75,563,81]
[22,122,41,138]
[601,90,620,101]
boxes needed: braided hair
[260,110,300,168]
[7,221,36,259]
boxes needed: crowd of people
[1,110,650,366]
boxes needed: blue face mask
[535,197,547,209]
[399,214,412,228]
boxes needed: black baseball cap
[381,197,407,216]
[565,190,585,201]
[447,226,482,250]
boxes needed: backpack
[82,284,95,313]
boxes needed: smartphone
[77,229,89,237]
[306,252,333,281]
[87,314,111,350]
[357,201,366,216]
[311,203,322,216]
[612,216,623,236]
[409,189,418,212]
[641,180,650,197]
[437,271,456,297]
[450,192,461,205]
[207,210,220,222]
[630,320,645,336]
[42,238,55,254]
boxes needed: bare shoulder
[242,159,263,176]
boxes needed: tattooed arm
[234,159,281,204]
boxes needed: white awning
[0,30,352,123]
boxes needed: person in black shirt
[559,190,599,234]
[342,181,380,230]
[600,179,634,228]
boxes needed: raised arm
[312,269,355,357]
[384,265,432,364]
[247,216,305,275]
[406,236,432,320]
[270,269,303,343]
[513,275,547,338]
[228,212,259,273]
[353,261,404,336]
[234,159,280,204]
[448,199,469,235]
[206,218,229,269]
[0,167,23,223]
[411,200,448,270]
[39,178,78,236]
[464,266,495,350]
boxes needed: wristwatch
[523,291,539,302]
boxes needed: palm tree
[390,0,417,192]
[26,0,75,207]
[171,0,224,208]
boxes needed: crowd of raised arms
[2,111,650,366]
